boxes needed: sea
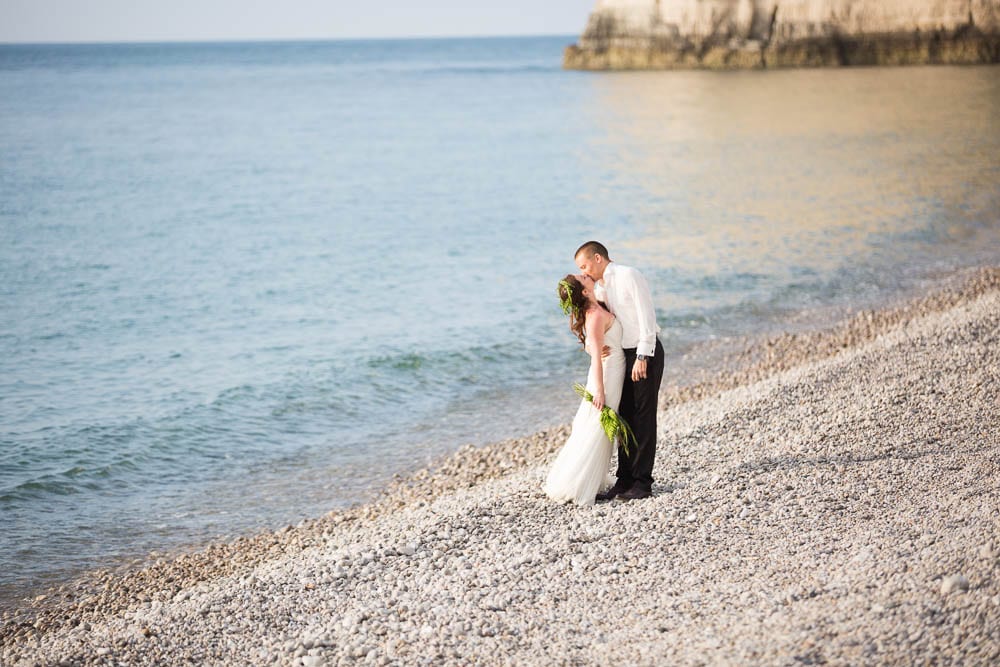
[1,36,998,607]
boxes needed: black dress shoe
[596,483,630,502]
[615,485,652,501]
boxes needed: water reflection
[580,66,1000,319]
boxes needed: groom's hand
[632,358,648,382]
[601,345,612,358]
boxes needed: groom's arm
[626,268,658,357]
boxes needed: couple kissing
[544,241,664,507]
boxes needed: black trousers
[616,338,664,492]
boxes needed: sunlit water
[1,38,998,606]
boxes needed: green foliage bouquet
[573,383,635,455]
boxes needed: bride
[544,273,626,506]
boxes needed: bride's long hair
[558,274,591,347]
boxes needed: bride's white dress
[544,318,625,507]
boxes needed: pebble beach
[2,266,999,666]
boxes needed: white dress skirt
[544,318,625,506]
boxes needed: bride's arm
[585,311,607,411]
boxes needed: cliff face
[565,0,1000,69]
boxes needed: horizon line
[0,32,581,48]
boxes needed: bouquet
[573,383,636,455]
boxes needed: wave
[0,335,559,504]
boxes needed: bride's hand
[592,389,605,411]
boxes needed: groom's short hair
[575,241,609,260]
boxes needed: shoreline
[3,265,999,664]
[0,263,978,612]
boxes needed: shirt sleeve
[626,267,658,357]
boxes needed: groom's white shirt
[594,262,659,357]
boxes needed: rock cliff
[564,0,1000,69]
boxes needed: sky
[0,0,597,43]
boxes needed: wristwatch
[636,354,649,362]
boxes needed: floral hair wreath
[558,279,579,316]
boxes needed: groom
[575,241,664,501]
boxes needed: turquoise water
[1,38,998,605]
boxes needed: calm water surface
[1,37,998,605]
